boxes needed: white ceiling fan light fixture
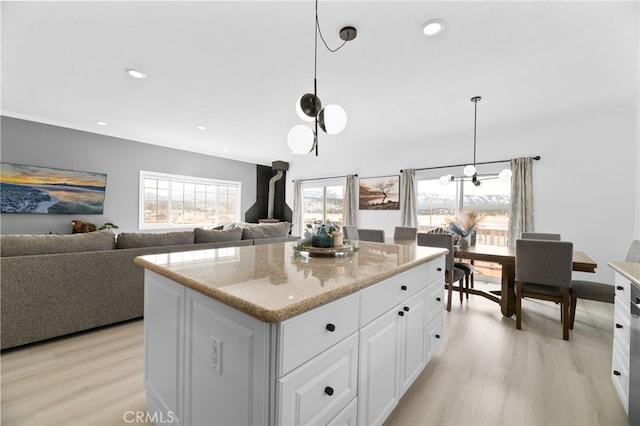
[423,18,446,36]
[125,68,147,79]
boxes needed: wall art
[0,163,107,214]
[359,175,400,210]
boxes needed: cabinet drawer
[426,279,445,323]
[611,340,629,415]
[426,312,444,362]
[614,273,631,304]
[360,263,428,326]
[277,292,359,377]
[277,333,359,426]
[327,397,357,426]
[613,300,631,355]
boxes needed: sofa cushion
[0,230,116,257]
[116,230,194,249]
[241,222,291,240]
[194,227,242,244]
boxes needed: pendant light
[440,96,513,186]
[287,0,356,156]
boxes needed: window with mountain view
[302,183,344,230]
[417,176,511,245]
[417,175,511,280]
[140,171,240,229]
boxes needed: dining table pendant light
[287,0,356,156]
[463,96,482,183]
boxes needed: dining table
[453,244,598,317]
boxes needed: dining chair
[515,238,574,340]
[342,225,359,240]
[521,232,561,240]
[520,232,561,241]
[357,229,385,243]
[570,239,640,329]
[393,226,417,240]
[417,232,466,311]
[427,228,475,296]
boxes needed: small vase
[312,225,334,248]
[458,235,471,248]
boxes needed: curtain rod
[292,173,358,183]
[400,156,540,173]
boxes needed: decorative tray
[293,242,358,257]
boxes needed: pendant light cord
[316,0,349,53]
[473,99,477,166]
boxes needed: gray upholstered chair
[521,232,561,240]
[342,226,359,240]
[570,239,640,329]
[393,226,418,241]
[515,239,574,340]
[357,229,385,243]
[417,232,466,311]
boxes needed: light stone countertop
[135,241,448,323]
[608,261,640,289]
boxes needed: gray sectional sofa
[0,222,297,350]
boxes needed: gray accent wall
[0,116,258,235]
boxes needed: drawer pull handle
[613,370,621,376]
[401,285,408,291]
[326,323,336,332]
[324,386,334,396]
[615,323,623,329]
[435,334,441,339]
[403,306,410,312]
[436,297,441,302]
[398,311,405,317]
[616,285,624,291]
[437,267,442,272]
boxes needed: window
[140,171,240,229]
[418,174,511,280]
[302,181,344,230]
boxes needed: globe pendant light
[287,0,356,156]
[464,96,482,178]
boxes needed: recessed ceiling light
[125,68,147,79]
[423,19,446,36]
[196,125,207,130]
[95,120,108,126]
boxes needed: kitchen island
[135,241,447,426]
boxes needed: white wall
[287,104,639,283]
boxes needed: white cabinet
[358,260,445,426]
[612,271,631,414]
[144,256,446,426]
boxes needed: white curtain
[291,179,304,237]
[508,157,534,247]
[400,168,417,227]
[343,174,358,226]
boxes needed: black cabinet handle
[616,285,624,291]
[398,311,405,317]
[613,370,621,376]
[326,323,336,332]
[403,306,410,312]
[401,285,408,291]
[435,334,441,339]
[324,386,334,396]
[436,297,441,302]
[437,267,442,272]
[616,323,623,329]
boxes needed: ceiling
[2,1,638,165]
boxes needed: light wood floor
[1,282,629,426]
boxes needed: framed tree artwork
[359,175,400,210]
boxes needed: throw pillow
[194,227,242,243]
[116,230,194,249]
[241,222,291,240]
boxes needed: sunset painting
[0,163,107,214]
